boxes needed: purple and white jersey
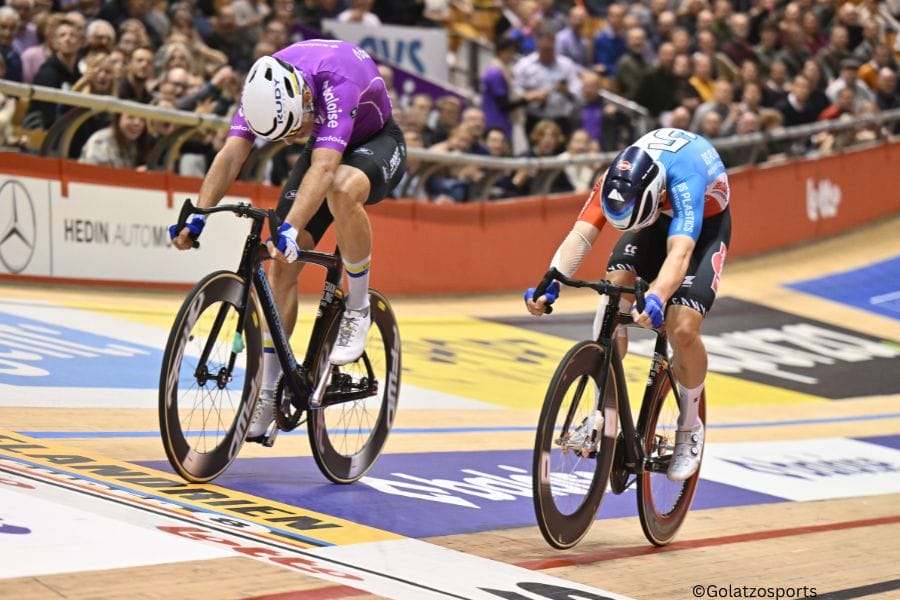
[229,40,392,152]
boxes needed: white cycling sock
[262,332,280,392]
[344,255,371,312]
[677,381,704,430]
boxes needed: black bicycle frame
[175,198,346,413]
[534,266,680,477]
[240,231,343,408]
[606,312,682,476]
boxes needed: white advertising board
[49,182,250,283]
[322,20,448,81]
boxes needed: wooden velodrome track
[1,214,899,599]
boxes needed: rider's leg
[327,165,372,311]
[666,304,706,481]
[326,166,373,365]
[667,305,707,429]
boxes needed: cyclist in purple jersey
[170,40,406,440]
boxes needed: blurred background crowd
[1,0,899,202]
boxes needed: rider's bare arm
[171,136,253,250]
[283,147,342,231]
[197,136,253,209]
[649,234,695,303]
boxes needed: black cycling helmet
[600,146,665,231]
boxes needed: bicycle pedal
[262,428,279,447]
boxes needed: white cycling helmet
[241,55,309,141]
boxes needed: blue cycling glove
[634,293,665,328]
[524,280,560,307]
[169,214,205,242]
[268,222,300,262]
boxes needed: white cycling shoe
[247,389,275,439]
[329,306,371,366]
[667,422,704,482]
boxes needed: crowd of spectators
[0,0,898,201]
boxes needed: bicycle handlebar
[532,267,648,315]
[174,198,273,249]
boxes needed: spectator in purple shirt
[480,35,526,139]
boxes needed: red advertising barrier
[1,142,898,295]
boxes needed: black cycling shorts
[606,206,732,316]
[276,118,407,245]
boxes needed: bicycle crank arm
[309,364,331,409]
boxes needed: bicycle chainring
[273,370,307,431]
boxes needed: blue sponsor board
[146,450,786,538]
[0,310,161,388]
[786,255,900,320]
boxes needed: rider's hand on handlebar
[169,215,205,250]
[524,281,560,316]
[266,222,300,263]
[632,293,664,329]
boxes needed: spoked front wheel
[532,341,620,549]
[308,289,401,484]
[637,377,707,546]
[159,271,263,483]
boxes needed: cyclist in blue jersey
[525,128,731,481]
[170,40,406,440]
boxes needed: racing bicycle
[530,267,706,549]
[159,199,400,484]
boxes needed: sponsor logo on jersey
[321,80,342,129]
[317,135,347,146]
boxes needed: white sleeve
[549,228,593,277]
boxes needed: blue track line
[17,411,900,439]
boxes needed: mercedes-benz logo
[0,179,37,274]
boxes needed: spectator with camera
[513,24,581,137]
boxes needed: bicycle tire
[159,271,263,483]
[637,377,707,546]
[308,289,401,484]
[532,340,620,549]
